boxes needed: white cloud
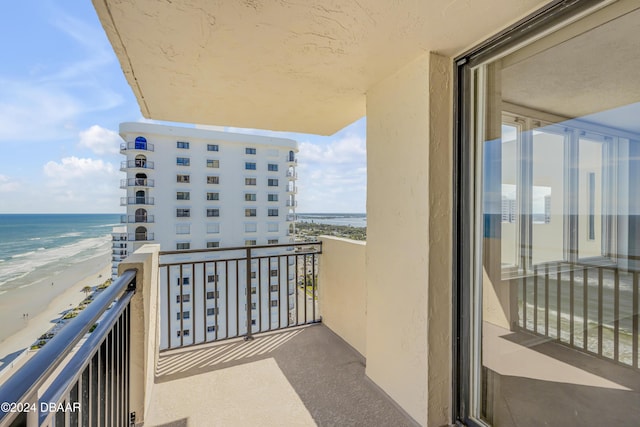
[296,133,367,213]
[0,175,20,193]
[78,125,122,155]
[41,157,122,212]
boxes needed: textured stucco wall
[366,53,431,425]
[365,52,452,426]
[318,236,367,357]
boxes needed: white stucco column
[365,52,452,427]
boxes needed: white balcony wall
[318,236,366,357]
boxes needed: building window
[207,223,220,234]
[267,223,279,232]
[207,326,216,333]
[270,300,278,307]
[176,209,190,217]
[207,176,220,184]
[251,287,257,294]
[176,242,190,250]
[268,179,278,187]
[207,144,219,152]
[270,269,278,277]
[250,271,257,279]
[207,308,219,316]
[177,277,190,286]
[176,157,190,166]
[176,191,190,200]
[177,174,190,183]
[270,285,279,292]
[245,178,257,186]
[245,223,257,233]
[177,141,189,149]
[207,275,218,283]
[207,209,220,217]
[206,291,219,299]
[268,239,278,245]
[267,194,278,202]
[207,159,220,168]
[176,224,190,235]
[206,241,220,248]
[176,329,190,337]
[245,240,257,246]
[268,209,279,217]
[177,311,190,320]
[207,192,219,201]
[245,193,256,201]
[245,209,257,217]
[176,294,191,303]
[245,162,257,170]
[268,164,278,171]
[246,148,256,155]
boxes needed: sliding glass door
[456,1,640,425]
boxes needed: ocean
[296,213,366,227]
[0,214,119,291]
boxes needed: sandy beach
[0,251,112,372]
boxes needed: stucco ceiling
[502,7,640,134]
[93,0,548,135]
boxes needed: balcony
[0,239,419,426]
[127,232,154,241]
[120,196,155,206]
[286,186,297,194]
[120,214,155,224]
[119,178,155,188]
[120,141,155,152]
[286,200,297,207]
[120,160,154,171]
[286,171,297,179]
[286,156,297,164]
[286,214,297,221]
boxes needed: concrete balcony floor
[145,324,416,426]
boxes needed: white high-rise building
[113,122,298,273]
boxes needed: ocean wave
[0,236,111,288]
[29,237,41,241]
[58,232,84,238]
[90,223,121,228]
[12,251,36,259]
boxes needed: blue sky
[0,1,366,214]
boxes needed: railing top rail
[0,269,136,423]
[159,241,321,256]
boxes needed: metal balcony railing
[514,261,640,370]
[0,270,136,427]
[158,242,321,350]
[120,141,155,152]
[127,233,154,242]
[286,187,297,194]
[120,197,155,206]
[120,160,154,170]
[286,156,298,164]
[121,214,155,224]
[286,200,297,207]
[120,178,155,188]
[286,171,297,179]
[286,214,297,221]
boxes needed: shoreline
[0,252,112,371]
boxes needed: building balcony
[120,141,155,153]
[127,232,154,241]
[286,171,297,179]
[120,160,154,171]
[286,156,297,164]
[286,214,297,221]
[120,214,155,223]
[286,200,297,207]
[111,233,128,242]
[286,186,297,194]
[120,196,155,206]
[120,178,155,188]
